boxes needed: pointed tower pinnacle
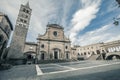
[26,1,30,8]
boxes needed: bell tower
[8,2,32,59]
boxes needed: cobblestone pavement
[0,60,120,80]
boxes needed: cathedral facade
[37,24,71,60]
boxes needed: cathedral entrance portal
[40,51,46,60]
[53,48,60,59]
[41,53,45,60]
[66,51,70,59]
[54,51,58,59]
[66,53,69,59]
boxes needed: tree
[116,0,120,7]
[112,0,120,26]
[113,17,119,26]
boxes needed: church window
[19,24,22,26]
[41,44,44,48]
[24,20,27,23]
[53,31,57,37]
[26,10,29,13]
[20,19,23,22]
[23,8,26,12]
[23,8,29,14]
[25,15,28,18]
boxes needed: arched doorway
[84,52,86,55]
[27,54,33,59]
[96,50,100,54]
[106,55,120,60]
[54,50,58,59]
[53,48,60,59]
[88,52,90,55]
[40,51,46,60]
[92,51,95,55]
[66,51,70,59]
[41,53,44,60]
[24,52,36,64]
[66,53,69,59]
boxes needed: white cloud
[69,0,101,44]
[0,0,77,42]
[77,23,120,46]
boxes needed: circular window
[0,35,4,43]
[53,31,57,37]
[41,44,44,48]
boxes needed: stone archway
[66,53,69,59]
[96,50,100,54]
[106,54,120,60]
[41,53,45,60]
[53,48,60,60]
[92,51,95,55]
[54,50,58,59]
[66,51,70,59]
[24,51,36,64]
[40,51,47,60]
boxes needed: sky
[0,0,120,46]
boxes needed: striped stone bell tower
[8,2,32,59]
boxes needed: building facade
[75,43,106,59]
[101,40,120,60]
[7,2,32,59]
[75,41,120,60]
[71,47,77,60]
[37,24,71,61]
[23,42,37,64]
[0,12,13,61]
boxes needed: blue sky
[0,0,120,46]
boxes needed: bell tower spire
[26,1,30,8]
